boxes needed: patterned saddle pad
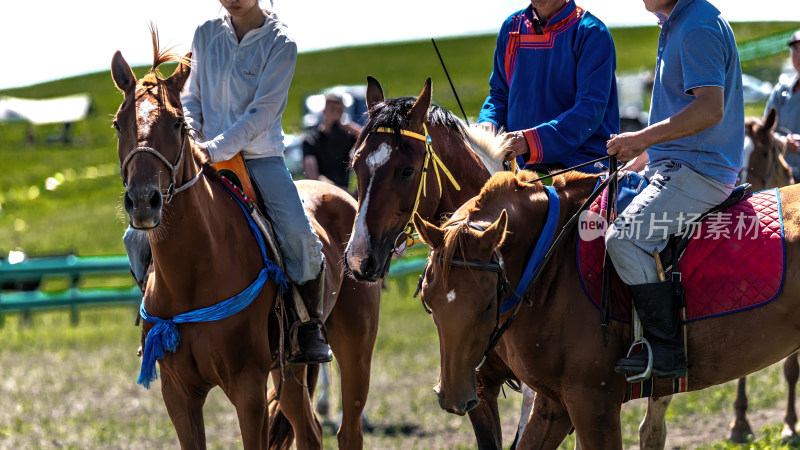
[577,188,785,322]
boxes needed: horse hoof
[730,428,752,444]
[780,425,798,443]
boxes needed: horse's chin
[129,218,161,230]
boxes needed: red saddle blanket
[577,188,785,322]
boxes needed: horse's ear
[413,212,444,249]
[408,77,431,132]
[166,52,192,93]
[366,76,384,112]
[477,209,508,254]
[765,107,778,132]
[111,51,136,95]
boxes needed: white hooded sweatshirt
[182,11,297,163]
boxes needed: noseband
[119,122,203,203]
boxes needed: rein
[372,124,461,251]
[119,122,203,203]
[419,156,622,370]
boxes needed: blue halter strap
[137,187,287,389]
[499,184,560,314]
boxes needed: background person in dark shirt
[303,94,360,190]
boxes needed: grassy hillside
[0,21,797,256]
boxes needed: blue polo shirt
[647,0,744,185]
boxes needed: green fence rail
[0,255,141,326]
[0,253,430,326]
[738,30,796,63]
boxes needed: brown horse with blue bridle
[414,169,800,448]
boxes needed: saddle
[578,175,786,324]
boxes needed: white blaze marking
[447,289,456,303]
[349,142,394,263]
[367,142,392,171]
[138,98,157,135]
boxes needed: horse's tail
[268,364,322,450]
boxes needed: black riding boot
[289,260,333,365]
[615,280,687,378]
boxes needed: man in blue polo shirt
[477,0,619,172]
[605,0,744,378]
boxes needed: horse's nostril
[148,190,162,210]
[359,253,374,275]
[124,191,135,213]
[464,398,480,412]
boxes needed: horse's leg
[325,278,380,449]
[270,366,322,450]
[568,390,623,450]
[510,384,536,450]
[160,374,209,450]
[782,351,800,441]
[228,371,270,450]
[316,363,331,417]
[516,392,573,450]
[729,378,753,443]
[640,396,671,450]
[467,363,503,449]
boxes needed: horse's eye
[401,167,415,178]
[174,119,184,131]
[112,121,121,134]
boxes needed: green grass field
[2,22,800,448]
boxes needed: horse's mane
[462,125,509,175]
[434,170,594,278]
[352,97,508,173]
[352,98,465,159]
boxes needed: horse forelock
[352,97,465,163]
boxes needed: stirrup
[623,337,653,383]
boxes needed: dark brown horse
[413,170,800,449]
[268,180,381,450]
[112,34,380,449]
[344,77,514,448]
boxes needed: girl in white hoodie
[126,0,331,364]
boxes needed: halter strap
[119,124,203,203]
[372,124,461,249]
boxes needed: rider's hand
[500,131,529,161]
[783,134,800,154]
[606,131,648,163]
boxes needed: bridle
[370,123,461,252]
[119,120,203,203]
[415,159,622,372]
[416,222,516,369]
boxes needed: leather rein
[119,121,203,203]
[415,157,622,371]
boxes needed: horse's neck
[147,175,261,312]
[430,127,494,218]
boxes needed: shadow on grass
[320,419,423,437]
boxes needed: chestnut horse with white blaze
[112,32,380,450]
[414,170,800,449]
